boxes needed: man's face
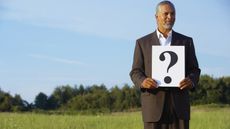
[156,4,175,31]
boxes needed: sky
[0,0,229,103]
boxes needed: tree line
[0,74,230,113]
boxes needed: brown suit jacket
[130,31,201,122]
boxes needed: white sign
[152,46,185,87]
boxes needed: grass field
[0,105,230,129]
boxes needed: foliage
[0,89,30,112]
[0,75,230,112]
[190,75,230,105]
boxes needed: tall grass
[0,112,142,129]
[190,104,230,129]
[0,105,229,129]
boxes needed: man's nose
[167,14,173,19]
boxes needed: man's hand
[141,78,158,89]
[179,77,193,90]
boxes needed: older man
[130,1,201,129]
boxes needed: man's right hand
[141,78,158,89]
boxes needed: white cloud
[1,0,149,40]
[29,54,86,66]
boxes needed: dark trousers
[144,119,189,129]
[144,91,189,129]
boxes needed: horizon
[1,0,230,103]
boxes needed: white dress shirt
[156,29,172,46]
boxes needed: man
[129,1,201,129]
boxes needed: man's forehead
[159,5,175,13]
[160,10,175,13]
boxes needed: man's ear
[155,13,159,19]
[155,14,158,21]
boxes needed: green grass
[0,105,229,129]
[0,112,142,129]
[190,104,230,129]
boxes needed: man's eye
[164,13,169,16]
[163,12,175,16]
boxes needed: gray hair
[155,1,175,15]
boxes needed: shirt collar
[156,29,173,39]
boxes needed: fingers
[179,77,193,90]
[141,78,158,89]
[142,77,193,90]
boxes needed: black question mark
[159,51,178,84]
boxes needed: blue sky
[0,0,229,102]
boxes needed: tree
[220,77,230,104]
[47,95,58,110]
[35,92,48,109]
[0,93,13,111]
[67,84,111,112]
[52,85,75,107]
[110,86,123,111]
[12,94,26,111]
[78,84,85,95]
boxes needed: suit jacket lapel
[171,31,180,46]
[151,31,160,45]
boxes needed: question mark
[159,51,178,84]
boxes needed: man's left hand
[179,77,193,90]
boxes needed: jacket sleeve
[187,38,201,89]
[129,40,146,88]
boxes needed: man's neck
[157,28,172,38]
